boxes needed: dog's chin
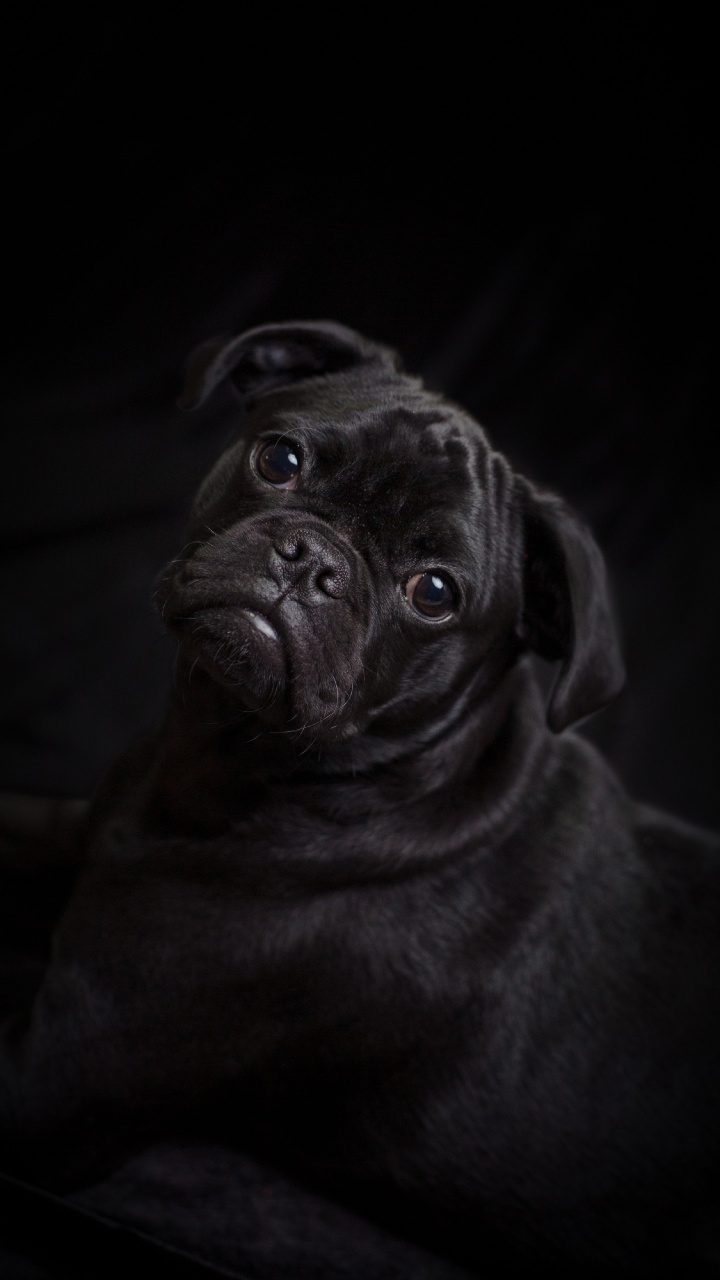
[172,606,361,741]
[175,605,286,710]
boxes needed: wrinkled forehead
[251,376,497,511]
[246,378,522,605]
[193,374,520,595]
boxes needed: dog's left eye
[256,440,302,489]
[406,572,456,620]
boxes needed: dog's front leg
[0,942,157,1185]
[0,833,293,1188]
[0,792,87,1022]
[0,792,97,1181]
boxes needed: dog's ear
[520,482,625,732]
[177,320,401,411]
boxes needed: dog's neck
[140,657,554,866]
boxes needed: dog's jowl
[1,322,719,1274]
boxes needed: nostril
[317,567,349,599]
[275,536,303,561]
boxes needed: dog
[1,320,719,1275]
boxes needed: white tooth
[247,612,277,640]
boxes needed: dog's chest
[77,817,481,1059]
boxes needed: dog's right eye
[256,440,302,489]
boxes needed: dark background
[0,19,718,1277]
[1,25,718,822]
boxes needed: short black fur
[1,321,718,1276]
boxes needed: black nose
[273,529,350,600]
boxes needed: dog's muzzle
[157,517,371,735]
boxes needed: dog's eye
[406,572,456,620]
[256,440,302,489]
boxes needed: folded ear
[177,320,401,411]
[520,481,625,732]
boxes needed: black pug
[1,321,719,1276]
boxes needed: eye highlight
[405,572,456,621]
[256,440,302,489]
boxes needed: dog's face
[158,322,624,747]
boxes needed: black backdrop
[0,19,719,1279]
[2,23,718,822]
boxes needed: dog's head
[157,321,623,750]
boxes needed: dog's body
[1,323,719,1275]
